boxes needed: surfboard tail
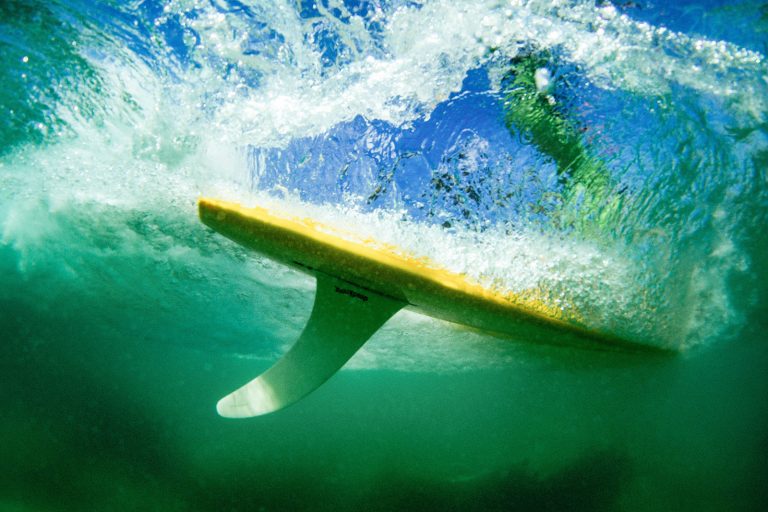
[217,274,404,418]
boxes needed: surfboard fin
[217,274,404,418]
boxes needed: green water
[1,0,767,510]
[2,292,766,510]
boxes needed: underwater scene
[1,0,767,510]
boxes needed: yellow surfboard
[199,197,648,418]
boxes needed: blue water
[1,1,767,510]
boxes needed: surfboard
[199,197,650,418]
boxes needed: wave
[1,0,766,363]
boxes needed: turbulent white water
[170,0,766,147]
[2,0,766,369]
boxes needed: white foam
[170,0,768,148]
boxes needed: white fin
[217,274,404,418]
